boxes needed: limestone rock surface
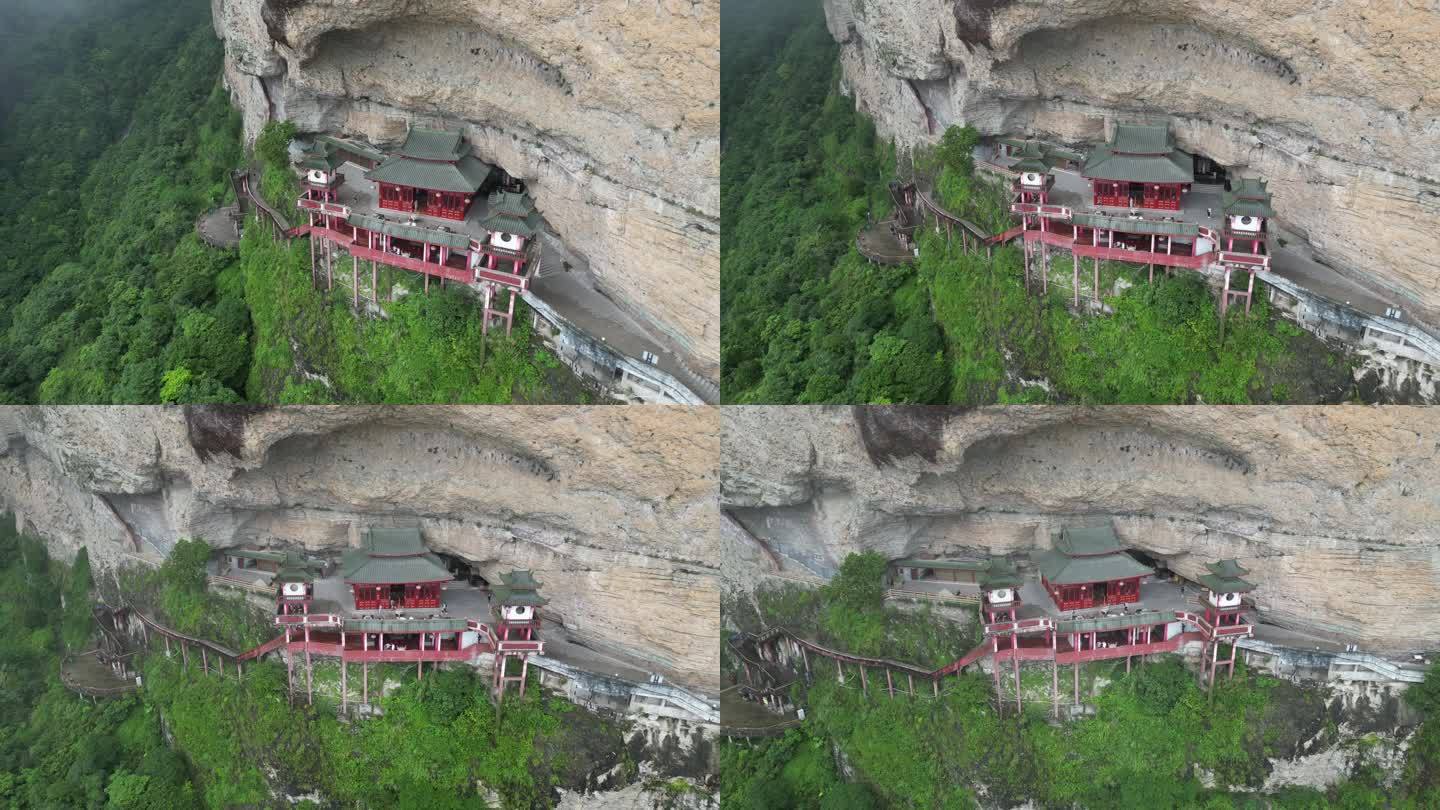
[721,405,1440,653]
[0,406,720,692]
[823,0,1440,329]
[213,0,719,372]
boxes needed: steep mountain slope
[721,405,1440,653]
[0,405,720,691]
[214,0,720,373]
[824,0,1440,330]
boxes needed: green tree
[62,547,94,648]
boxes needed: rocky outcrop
[720,405,1440,653]
[0,405,720,692]
[212,0,718,374]
[823,0,1440,330]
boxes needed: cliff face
[213,0,719,372]
[823,0,1440,329]
[720,405,1440,653]
[0,406,720,692]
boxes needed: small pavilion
[298,141,346,201]
[342,528,453,610]
[1220,178,1274,256]
[1032,525,1153,611]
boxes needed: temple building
[274,551,325,616]
[477,190,542,279]
[298,141,346,202]
[978,557,1023,625]
[1031,525,1153,611]
[1220,178,1274,257]
[492,570,547,698]
[365,128,494,221]
[1079,123,1193,211]
[342,527,453,610]
[1197,558,1256,631]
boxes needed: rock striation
[823,0,1440,330]
[0,405,720,692]
[212,0,719,374]
[721,405,1440,653]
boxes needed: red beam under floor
[304,226,480,286]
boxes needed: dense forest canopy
[0,0,580,404]
[721,552,1440,809]
[0,521,628,808]
[719,1,1354,404]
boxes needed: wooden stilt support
[342,660,347,712]
[353,256,359,309]
[1074,660,1080,706]
[310,236,316,288]
[1072,251,1080,308]
[372,261,378,305]
[181,642,188,670]
[801,646,810,682]
[932,678,939,697]
[886,668,894,698]
[201,647,208,674]
[908,673,914,696]
[1013,632,1022,714]
[304,624,313,706]
[992,637,1003,716]
[859,665,868,695]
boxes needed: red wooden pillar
[304,624,313,706]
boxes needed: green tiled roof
[1032,526,1152,585]
[1222,178,1275,219]
[274,551,325,584]
[1081,124,1192,184]
[342,528,452,585]
[1197,559,1256,594]
[1055,526,1124,556]
[1058,611,1165,634]
[494,569,547,607]
[1081,145,1194,183]
[1071,212,1199,237]
[488,189,535,217]
[891,559,986,571]
[346,212,473,251]
[1111,123,1174,154]
[979,557,1023,589]
[481,210,543,238]
[366,154,493,193]
[345,617,468,633]
[298,141,344,172]
[398,128,466,161]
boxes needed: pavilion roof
[274,551,325,584]
[298,141,344,172]
[1222,178,1275,218]
[346,212,473,251]
[979,557,1024,589]
[494,569,548,607]
[1031,526,1152,585]
[398,128,467,161]
[481,209,544,238]
[488,189,535,217]
[1197,559,1256,594]
[1080,123,1193,184]
[366,153,493,193]
[1010,141,1052,174]
[1071,212,1199,237]
[342,528,452,585]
